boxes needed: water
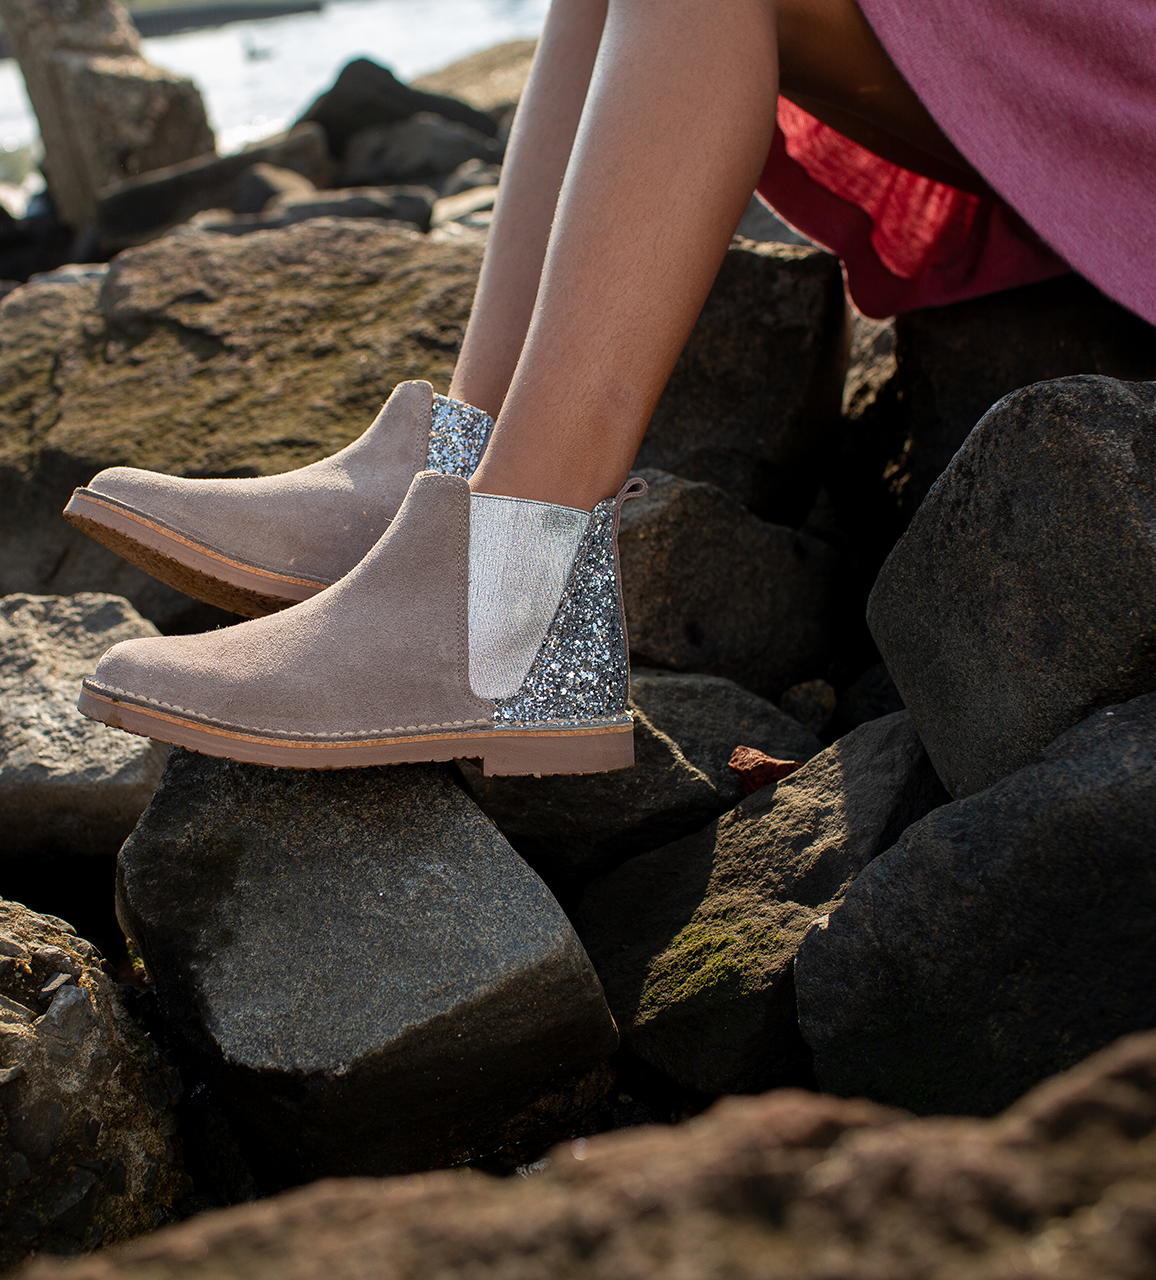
[0,0,547,158]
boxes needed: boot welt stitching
[86,682,492,737]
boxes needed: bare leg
[448,0,607,420]
[470,0,780,510]
[458,0,986,510]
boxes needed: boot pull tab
[614,475,648,509]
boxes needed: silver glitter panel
[492,497,628,725]
[426,395,493,477]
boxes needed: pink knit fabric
[757,1,1156,323]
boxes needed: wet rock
[299,57,499,159]
[97,123,331,250]
[0,0,215,229]
[577,712,947,1094]
[868,375,1156,798]
[411,40,537,116]
[779,679,836,737]
[882,275,1156,518]
[797,691,1156,1117]
[637,241,846,524]
[0,594,167,858]
[117,751,618,1185]
[25,1027,1156,1280]
[0,899,181,1268]
[459,670,821,895]
[232,163,315,216]
[0,220,483,632]
[620,470,841,701]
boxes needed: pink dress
[756,0,1156,324]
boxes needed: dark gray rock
[829,662,904,739]
[0,899,182,1267]
[882,275,1156,518]
[117,751,618,1185]
[620,470,841,701]
[577,712,947,1094]
[439,158,501,197]
[734,195,812,247]
[267,186,435,232]
[637,240,846,524]
[796,691,1156,1117]
[0,594,167,857]
[97,123,332,250]
[298,57,499,158]
[868,375,1156,798]
[779,679,836,737]
[232,163,315,215]
[341,114,503,187]
[459,670,822,894]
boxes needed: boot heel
[481,725,635,777]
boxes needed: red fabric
[757,99,1071,319]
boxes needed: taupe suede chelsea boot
[62,382,492,619]
[78,472,647,777]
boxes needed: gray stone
[881,275,1156,519]
[0,220,484,633]
[868,375,1156,798]
[577,712,947,1094]
[431,185,497,229]
[0,594,167,857]
[0,0,215,229]
[232,163,315,215]
[97,123,331,250]
[0,899,181,1268]
[797,691,1156,1117]
[438,158,502,198]
[636,240,846,524]
[459,670,822,893]
[298,57,500,158]
[779,679,836,737]
[20,1030,1156,1280]
[117,751,618,1184]
[734,195,811,247]
[828,662,904,739]
[266,185,435,233]
[341,114,503,187]
[620,470,841,701]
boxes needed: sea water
[0,0,547,208]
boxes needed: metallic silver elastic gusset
[426,395,493,477]
[492,497,628,724]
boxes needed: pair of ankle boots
[67,382,645,777]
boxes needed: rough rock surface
[797,691,1156,1117]
[0,220,484,631]
[0,0,215,229]
[117,751,619,1185]
[459,671,822,894]
[0,900,182,1268]
[577,712,947,1094]
[869,375,1156,797]
[636,241,846,524]
[0,593,167,857]
[882,275,1156,518]
[20,1030,1156,1280]
[619,470,841,701]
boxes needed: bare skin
[455,0,983,510]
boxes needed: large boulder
[868,375,1156,798]
[460,670,822,894]
[881,275,1156,518]
[577,712,947,1094]
[117,751,618,1185]
[0,900,182,1267]
[0,220,484,632]
[0,0,215,229]
[18,1030,1156,1280]
[620,470,841,701]
[1,594,166,858]
[796,691,1156,1117]
[635,241,846,524]
[341,115,503,187]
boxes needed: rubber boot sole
[63,489,327,619]
[78,685,635,776]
